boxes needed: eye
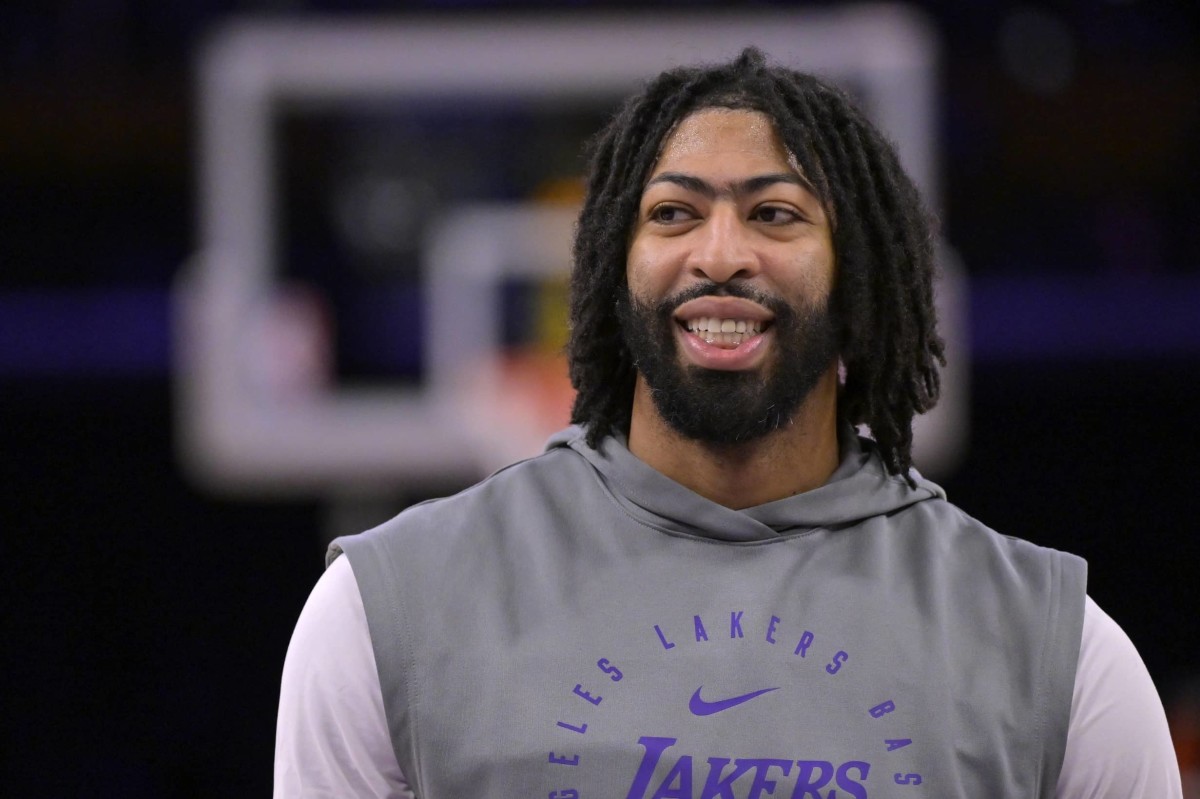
[752,205,801,224]
[648,204,695,224]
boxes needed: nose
[685,205,760,284]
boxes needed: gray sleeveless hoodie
[330,426,1086,798]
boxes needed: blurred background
[1,1,1198,796]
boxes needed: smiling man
[618,107,842,508]
[275,50,1181,798]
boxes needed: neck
[625,366,841,509]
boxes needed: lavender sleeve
[1054,596,1182,798]
[274,555,413,799]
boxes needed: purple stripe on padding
[0,288,170,375]
[0,275,1197,376]
[969,275,1200,362]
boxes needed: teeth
[685,318,762,335]
[683,317,764,347]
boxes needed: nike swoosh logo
[689,685,780,716]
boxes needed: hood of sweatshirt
[544,424,946,544]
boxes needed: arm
[1055,595,1182,798]
[274,555,413,799]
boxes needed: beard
[616,282,839,446]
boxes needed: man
[275,50,1180,797]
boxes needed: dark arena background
[2,2,1198,796]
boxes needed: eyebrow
[643,171,815,199]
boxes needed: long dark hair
[567,48,944,478]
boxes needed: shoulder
[328,438,611,604]
[897,495,1088,588]
[334,441,592,556]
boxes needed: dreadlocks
[567,47,945,479]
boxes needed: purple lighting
[0,288,170,376]
[969,275,1200,362]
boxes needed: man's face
[621,108,839,444]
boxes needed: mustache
[651,281,794,319]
